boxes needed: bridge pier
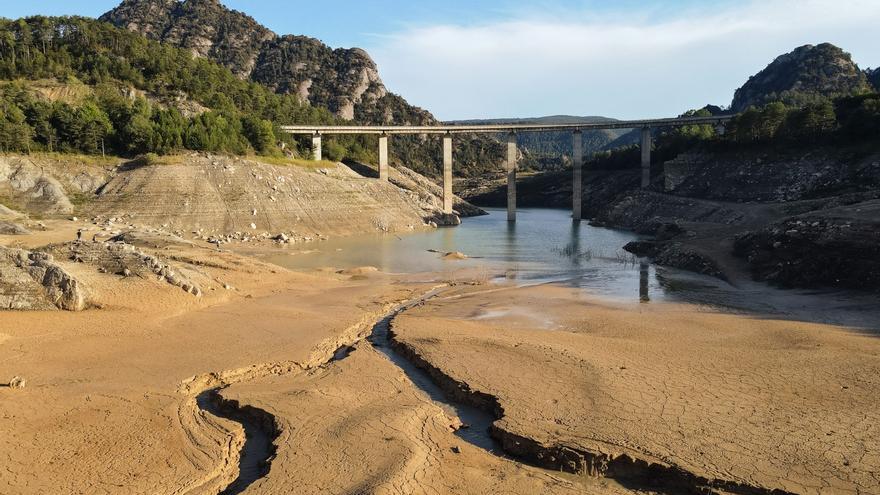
[312,133,322,161]
[442,134,453,214]
[378,134,389,180]
[506,132,517,222]
[640,127,651,188]
[572,130,583,220]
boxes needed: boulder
[0,246,89,311]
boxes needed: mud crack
[384,316,798,495]
[175,286,445,495]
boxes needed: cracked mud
[3,221,879,495]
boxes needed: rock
[624,241,726,281]
[0,221,29,235]
[0,156,76,214]
[733,204,880,291]
[8,376,26,389]
[337,266,379,276]
[442,251,468,261]
[731,43,871,112]
[1,247,90,311]
[655,222,684,241]
[64,238,204,298]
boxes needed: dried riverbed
[3,214,880,495]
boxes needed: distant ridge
[443,116,631,166]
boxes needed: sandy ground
[0,224,423,494]
[392,284,880,494]
[2,220,880,494]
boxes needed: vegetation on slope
[0,16,348,156]
[0,15,501,177]
[580,94,880,174]
[731,43,872,112]
[99,0,507,178]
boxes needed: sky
[4,0,880,120]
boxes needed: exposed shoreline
[2,215,879,494]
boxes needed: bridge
[281,115,733,222]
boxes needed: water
[367,310,502,452]
[265,207,880,328]
[267,207,668,303]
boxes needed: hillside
[100,0,397,122]
[0,16,338,158]
[731,43,871,112]
[869,68,880,91]
[461,44,880,292]
[0,152,482,239]
[100,0,506,177]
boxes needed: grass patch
[23,152,121,168]
[254,155,338,169]
[69,192,95,210]
[139,153,184,166]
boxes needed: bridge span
[280,115,733,222]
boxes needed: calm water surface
[267,207,667,302]
[265,207,878,329]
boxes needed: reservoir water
[264,207,880,329]
[266,207,665,302]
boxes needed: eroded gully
[190,286,793,495]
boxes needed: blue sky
[4,1,879,120]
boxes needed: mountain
[99,0,504,177]
[100,0,430,124]
[868,68,880,92]
[0,16,343,157]
[731,43,872,112]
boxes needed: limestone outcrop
[731,43,872,112]
[0,246,88,311]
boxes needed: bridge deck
[280,115,732,135]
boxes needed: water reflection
[567,220,582,268]
[639,263,650,302]
[266,208,657,302]
[258,207,879,329]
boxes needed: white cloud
[366,0,880,120]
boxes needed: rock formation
[0,246,89,311]
[100,0,426,124]
[99,0,504,177]
[731,43,872,112]
[867,68,880,92]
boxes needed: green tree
[79,102,113,154]
[242,116,276,154]
[151,108,186,154]
[758,102,788,139]
[0,101,33,152]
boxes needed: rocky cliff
[868,68,880,92]
[100,0,428,124]
[99,0,506,178]
[731,43,871,112]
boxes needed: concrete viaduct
[281,115,732,222]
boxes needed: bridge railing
[279,115,735,221]
[279,115,733,135]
